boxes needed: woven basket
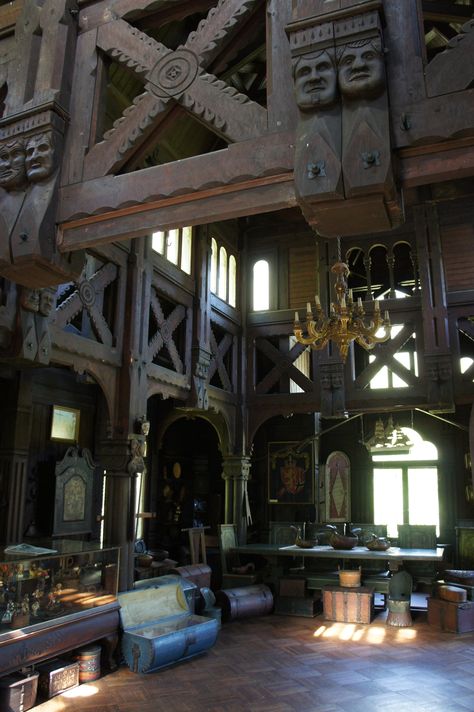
[338,567,361,588]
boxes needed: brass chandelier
[293,258,391,362]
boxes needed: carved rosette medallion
[79,280,96,309]
[146,49,199,99]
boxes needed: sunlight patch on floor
[312,621,417,643]
[62,683,99,698]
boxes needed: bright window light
[210,238,218,294]
[229,255,237,307]
[152,231,165,254]
[218,246,228,300]
[253,259,269,311]
[374,467,403,537]
[181,227,192,274]
[167,229,179,264]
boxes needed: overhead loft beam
[422,1,473,24]
[133,0,217,29]
[58,174,295,252]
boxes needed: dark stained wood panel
[288,244,317,309]
[441,223,474,292]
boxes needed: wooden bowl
[366,537,391,551]
[329,534,359,550]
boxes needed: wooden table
[233,543,445,568]
[232,544,446,593]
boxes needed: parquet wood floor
[34,603,474,712]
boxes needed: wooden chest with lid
[322,585,374,624]
[118,581,219,673]
[427,596,474,633]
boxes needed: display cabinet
[0,540,120,676]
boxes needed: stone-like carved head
[20,287,40,312]
[293,48,338,110]
[336,37,385,100]
[0,138,27,191]
[39,287,56,317]
[25,131,56,183]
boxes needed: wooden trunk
[36,659,79,700]
[322,585,374,624]
[279,578,306,598]
[427,597,474,633]
[0,670,39,712]
[216,585,273,622]
[171,564,212,590]
[118,582,219,673]
[133,574,198,613]
[274,595,319,617]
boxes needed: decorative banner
[268,441,314,505]
[325,450,350,522]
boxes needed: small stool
[386,598,412,627]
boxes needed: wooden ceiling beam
[422,1,473,24]
[58,176,295,251]
[60,130,294,222]
[401,142,474,187]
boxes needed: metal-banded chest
[118,582,219,673]
[322,585,374,624]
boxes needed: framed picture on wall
[51,405,81,443]
[268,441,314,505]
[325,450,350,522]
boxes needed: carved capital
[221,456,252,482]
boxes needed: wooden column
[98,240,150,590]
[221,455,252,543]
[414,203,454,411]
[187,229,212,410]
[0,372,33,543]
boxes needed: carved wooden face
[293,50,338,110]
[39,288,56,316]
[0,139,27,191]
[20,288,40,312]
[337,40,385,100]
[25,132,55,182]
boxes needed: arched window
[167,229,179,265]
[228,255,237,307]
[210,238,218,294]
[253,259,269,311]
[152,230,165,254]
[372,427,439,537]
[218,246,228,300]
[151,227,193,274]
[181,226,192,275]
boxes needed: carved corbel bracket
[320,361,346,418]
[425,353,455,413]
[187,346,212,411]
[286,0,403,237]
[0,107,84,287]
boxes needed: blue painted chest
[118,582,219,673]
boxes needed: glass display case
[0,540,119,636]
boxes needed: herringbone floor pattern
[35,604,474,712]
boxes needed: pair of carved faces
[0,131,55,191]
[20,287,56,316]
[293,38,385,110]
